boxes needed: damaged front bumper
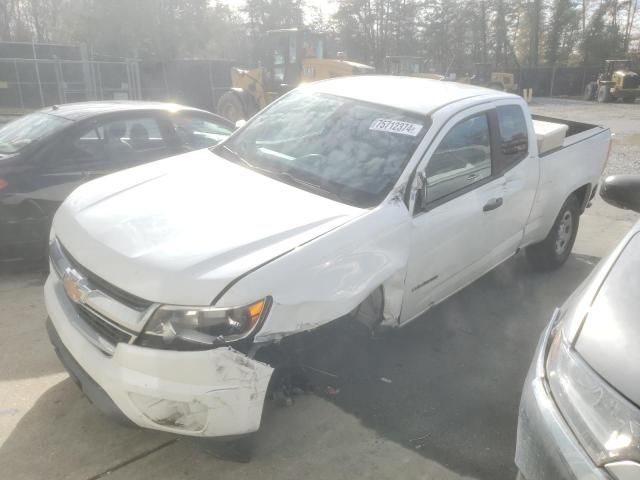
[45,274,274,437]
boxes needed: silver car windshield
[218,90,429,207]
[0,112,72,154]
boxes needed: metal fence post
[31,42,45,107]
[14,59,25,109]
[54,59,65,104]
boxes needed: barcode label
[369,119,423,136]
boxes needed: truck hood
[54,150,364,305]
[575,230,640,407]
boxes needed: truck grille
[75,304,134,345]
[50,238,153,355]
[59,244,152,312]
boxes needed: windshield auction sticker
[369,119,423,136]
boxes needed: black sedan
[0,101,234,263]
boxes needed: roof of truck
[308,75,513,116]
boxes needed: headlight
[546,326,640,466]
[137,298,269,350]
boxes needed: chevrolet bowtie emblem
[63,269,91,304]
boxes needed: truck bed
[531,114,605,156]
[523,114,611,248]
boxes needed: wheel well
[572,184,592,213]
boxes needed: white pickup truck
[45,76,611,439]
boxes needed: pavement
[1,98,639,480]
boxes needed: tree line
[1,0,638,72]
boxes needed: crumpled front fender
[216,201,412,342]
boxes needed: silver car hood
[575,229,640,407]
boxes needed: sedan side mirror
[600,175,640,213]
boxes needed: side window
[99,117,166,156]
[171,114,233,150]
[424,113,492,204]
[63,116,169,168]
[56,125,106,166]
[496,105,528,170]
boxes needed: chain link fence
[0,58,141,110]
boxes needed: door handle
[483,197,503,212]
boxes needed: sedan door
[401,106,506,323]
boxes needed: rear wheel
[526,195,580,271]
[597,85,612,103]
[583,82,597,101]
[216,91,246,124]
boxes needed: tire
[597,85,612,103]
[583,82,597,101]
[351,287,384,332]
[526,195,580,271]
[216,91,246,124]
[622,95,636,103]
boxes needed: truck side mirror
[600,175,640,213]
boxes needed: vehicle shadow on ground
[300,252,598,480]
[0,377,174,480]
[0,270,66,381]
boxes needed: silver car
[516,175,640,480]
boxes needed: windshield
[0,112,71,154]
[218,90,428,207]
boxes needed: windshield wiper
[275,170,349,203]
[218,145,255,169]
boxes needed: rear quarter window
[496,105,528,171]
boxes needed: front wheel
[216,91,246,124]
[526,195,580,271]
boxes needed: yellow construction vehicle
[584,60,640,103]
[459,63,517,92]
[216,29,375,122]
[383,56,444,80]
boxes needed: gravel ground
[530,97,640,177]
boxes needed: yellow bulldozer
[584,60,640,103]
[458,63,518,92]
[216,28,375,123]
[383,56,445,80]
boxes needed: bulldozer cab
[264,29,324,93]
[384,56,424,76]
[604,60,632,79]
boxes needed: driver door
[401,106,505,323]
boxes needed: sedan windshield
[217,90,428,207]
[0,112,72,154]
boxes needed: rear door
[481,102,539,262]
[165,111,234,151]
[50,112,178,186]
